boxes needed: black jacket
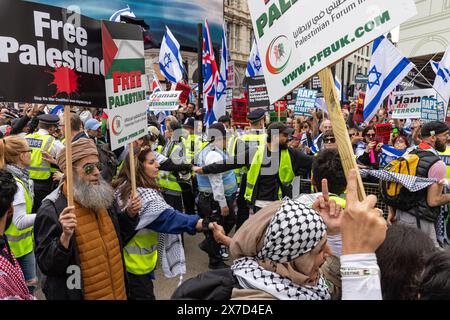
[202,144,313,202]
[33,189,139,300]
[171,268,239,300]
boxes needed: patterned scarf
[5,164,34,200]
[0,235,35,300]
[231,198,331,300]
[116,187,186,278]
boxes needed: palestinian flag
[101,20,148,151]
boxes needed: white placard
[391,88,437,119]
[147,91,182,111]
[248,0,417,103]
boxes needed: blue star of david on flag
[163,53,172,69]
[367,66,382,89]
[253,55,262,72]
[215,76,227,100]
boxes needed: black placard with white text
[0,0,106,106]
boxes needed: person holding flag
[364,35,414,124]
[159,27,185,84]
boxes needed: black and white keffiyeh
[116,187,186,278]
[231,198,330,300]
[360,169,437,192]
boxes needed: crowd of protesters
[0,97,450,300]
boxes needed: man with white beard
[33,138,141,300]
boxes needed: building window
[235,25,241,50]
[228,23,234,50]
[445,0,450,10]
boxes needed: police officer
[228,108,267,229]
[159,120,189,211]
[196,123,237,269]
[181,117,203,215]
[25,114,64,212]
[197,122,314,213]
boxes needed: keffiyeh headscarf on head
[230,198,330,300]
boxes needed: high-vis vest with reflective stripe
[439,147,450,178]
[183,134,203,164]
[233,132,267,184]
[25,133,55,180]
[123,229,159,275]
[159,144,183,192]
[329,195,346,209]
[245,145,294,202]
[196,144,238,196]
[113,159,125,182]
[5,178,34,258]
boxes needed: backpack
[97,144,118,183]
[380,153,422,211]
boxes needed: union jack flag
[151,74,162,93]
[203,19,219,113]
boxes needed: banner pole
[129,142,137,196]
[318,67,366,201]
[64,105,74,206]
[197,23,203,111]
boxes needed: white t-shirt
[12,182,36,230]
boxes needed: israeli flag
[433,44,450,112]
[246,37,263,77]
[379,144,406,167]
[50,105,64,116]
[159,27,185,84]
[334,76,342,101]
[431,60,440,74]
[109,6,136,22]
[364,35,414,123]
[209,25,228,126]
[310,133,322,154]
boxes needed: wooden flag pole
[129,142,137,196]
[63,105,74,206]
[318,67,366,201]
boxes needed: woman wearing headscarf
[229,199,333,300]
[209,171,387,300]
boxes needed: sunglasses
[324,138,336,143]
[366,134,376,138]
[349,133,357,137]
[78,162,104,175]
